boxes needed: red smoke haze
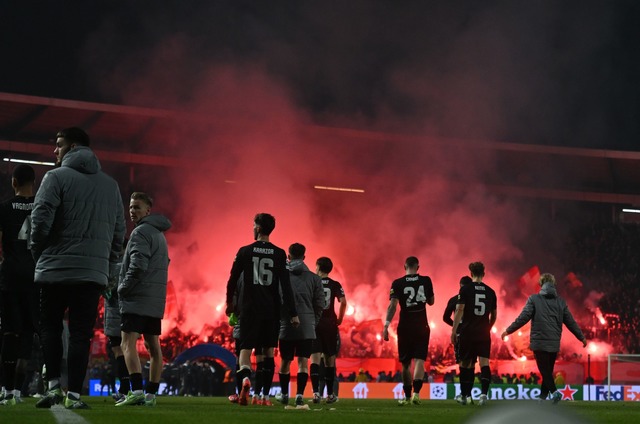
[107,63,602,357]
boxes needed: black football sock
[296,372,308,395]
[480,366,491,395]
[412,379,423,394]
[325,366,335,396]
[310,363,320,393]
[279,372,290,395]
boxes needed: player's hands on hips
[290,316,300,328]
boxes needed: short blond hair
[540,273,556,286]
[131,192,153,208]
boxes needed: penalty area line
[51,405,90,424]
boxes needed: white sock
[13,389,21,398]
[48,379,60,390]
[67,391,80,400]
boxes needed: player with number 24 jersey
[389,272,434,361]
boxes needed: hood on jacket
[540,282,558,298]
[288,259,308,276]
[62,146,101,174]
[137,214,172,232]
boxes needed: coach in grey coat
[501,273,587,403]
[277,243,323,405]
[30,127,125,408]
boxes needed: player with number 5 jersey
[452,261,497,406]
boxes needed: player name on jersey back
[253,247,274,254]
[12,202,34,210]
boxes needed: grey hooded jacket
[279,260,324,340]
[30,146,125,285]
[118,214,171,319]
[505,282,585,352]
[103,260,123,337]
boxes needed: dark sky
[2,0,639,150]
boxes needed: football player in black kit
[443,276,473,364]
[309,256,346,404]
[0,165,36,406]
[225,213,299,406]
[382,256,434,406]
[451,262,497,406]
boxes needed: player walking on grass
[443,276,473,365]
[309,256,346,404]
[382,256,434,406]
[451,262,497,406]
[225,213,299,406]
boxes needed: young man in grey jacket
[277,243,324,406]
[31,127,125,410]
[501,273,587,403]
[116,192,171,407]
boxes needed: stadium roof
[1,91,640,207]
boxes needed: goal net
[607,354,640,390]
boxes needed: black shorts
[238,315,279,350]
[311,322,339,356]
[108,336,122,349]
[458,335,491,362]
[121,313,161,335]
[279,339,313,361]
[234,338,241,357]
[397,319,430,364]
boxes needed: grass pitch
[1,396,638,424]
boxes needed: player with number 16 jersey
[226,240,297,329]
[225,213,299,406]
[225,214,298,351]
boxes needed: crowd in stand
[563,223,640,354]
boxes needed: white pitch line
[50,405,90,424]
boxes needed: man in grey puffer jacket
[117,192,171,407]
[277,243,324,406]
[501,273,587,404]
[31,127,125,409]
